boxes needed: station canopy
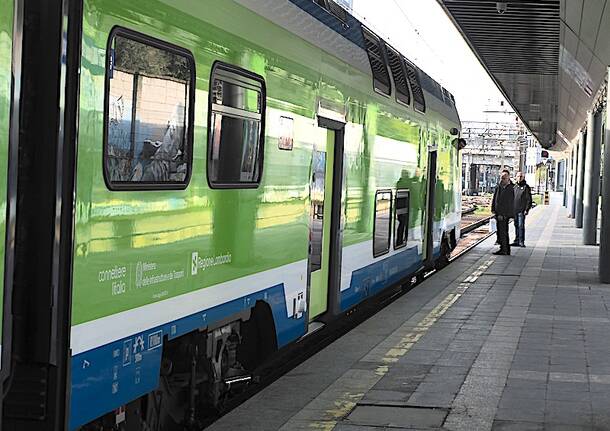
[439,0,610,150]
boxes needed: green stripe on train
[71,0,460,326]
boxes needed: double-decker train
[0,0,463,429]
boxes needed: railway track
[451,212,494,258]
[461,214,492,236]
[203,216,496,429]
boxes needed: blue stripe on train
[70,243,441,428]
[340,246,424,311]
[69,283,306,430]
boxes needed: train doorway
[307,119,345,322]
[308,130,335,320]
[424,148,438,266]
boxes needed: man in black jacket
[511,171,532,247]
[491,170,514,255]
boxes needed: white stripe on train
[71,218,459,355]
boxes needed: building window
[373,190,392,257]
[394,190,410,249]
[104,29,194,190]
[208,62,266,188]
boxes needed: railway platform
[209,194,609,431]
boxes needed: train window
[104,29,194,190]
[402,57,426,113]
[373,190,392,257]
[394,190,410,249]
[362,27,391,96]
[208,62,266,188]
[386,46,410,106]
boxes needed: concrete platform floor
[208,195,610,431]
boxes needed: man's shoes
[519,243,525,247]
[510,241,519,246]
[493,250,508,255]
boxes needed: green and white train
[0,0,463,429]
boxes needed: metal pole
[563,159,568,207]
[583,110,602,244]
[501,141,505,171]
[463,153,469,194]
[575,130,587,228]
[569,142,578,217]
[600,71,610,283]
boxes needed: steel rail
[461,215,493,236]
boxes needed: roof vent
[312,0,348,24]
[386,46,410,106]
[326,0,348,22]
[402,58,425,112]
[361,27,391,96]
[442,87,452,107]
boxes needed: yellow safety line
[307,258,495,429]
[303,205,553,429]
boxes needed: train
[0,0,463,429]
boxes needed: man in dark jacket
[511,171,532,247]
[491,170,515,255]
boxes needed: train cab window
[394,190,410,249]
[373,190,392,257]
[208,63,266,188]
[104,30,194,190]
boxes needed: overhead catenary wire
[390,0,446,69]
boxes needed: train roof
[236,0,459,125]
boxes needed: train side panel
[69,0,461,427]
[339,106,428,310]
[71,1,322,427]
[435,127,462,252]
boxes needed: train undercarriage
[82,302,277,431]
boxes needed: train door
[0,0,17,388]
[424,148,438,265]
[308,131,334,320]
[307,121,344,322]
[2,0,81,429]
